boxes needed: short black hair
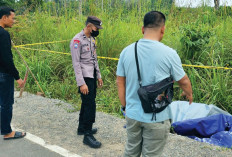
[0,6,15,19]
[143,11,166,28]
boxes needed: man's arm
[177,74,193,104]
[0,32,20,80]
[93,48,101,79]
[93,50,103,88]
[0,32,24,88]
[116,76,126,107]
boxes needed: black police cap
[86,16,103,29]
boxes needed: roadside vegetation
[3,0,232,115]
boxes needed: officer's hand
[181,91,193,104]
[16,79,25,88]
[80,84,89,95]
[98,79,103,88]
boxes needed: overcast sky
[175,0,232,7]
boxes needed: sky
[175,0,232,7]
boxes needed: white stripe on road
[25,132,82,157]
[13,127,81,157]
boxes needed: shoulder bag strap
[135,41,142,87]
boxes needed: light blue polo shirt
[116,39,186,123]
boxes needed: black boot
[83,133,101,148]
[78,128,98,135]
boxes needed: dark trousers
[0,72,14,135]
[78,76,97,133]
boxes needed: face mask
[91,30,99,37]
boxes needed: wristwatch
[121,105,126,111]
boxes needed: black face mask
[91,30,99,37]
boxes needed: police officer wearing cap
[70,16,103,148]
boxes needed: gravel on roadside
[12,92,232,157]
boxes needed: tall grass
[8,0,232,115]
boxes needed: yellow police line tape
[14,39,71,48]
[181,64,232,70]
[14,47,121,60]
[14,46,232,70]
[16,47,71,55]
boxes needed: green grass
[8,1,232,115]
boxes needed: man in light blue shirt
[117,11,193,157]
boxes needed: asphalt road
[0,136,64,157]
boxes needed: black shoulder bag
[135,41,174,121]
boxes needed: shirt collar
[81,30,87,39]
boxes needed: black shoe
[83,134,101,148]
[77,128,98,135]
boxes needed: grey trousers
[124,116,170,157]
